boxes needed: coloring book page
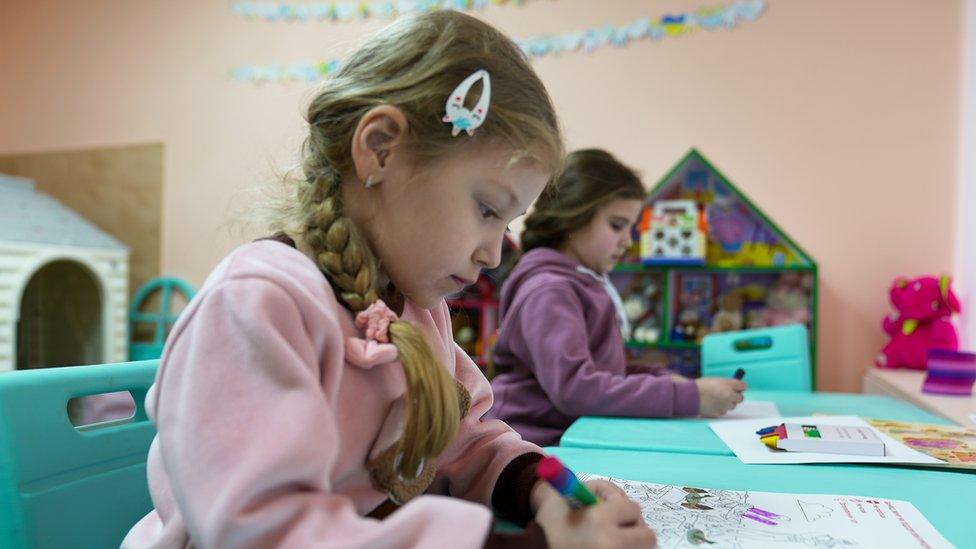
[578,474,951,548]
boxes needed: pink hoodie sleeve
[517,284,700,418]
[141,277,493,548]
[434,343,544,505]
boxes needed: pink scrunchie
[355,300,399,343]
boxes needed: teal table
[548,446,976,547]
[560,390,954,456]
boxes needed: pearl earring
[364,175,378,189]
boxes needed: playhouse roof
[645,149,815,269]
[0,173,127,251]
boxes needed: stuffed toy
[759,272,811,327]
[875,275,960,370]
[710,292,744,333]
[624,280,662,344]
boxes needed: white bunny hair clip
[442,69,491,137]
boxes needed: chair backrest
[0,361,158,549]
[701,324,812,391]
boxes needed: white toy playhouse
[0,173,129,372]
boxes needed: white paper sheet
[714,400,781,421]
[578,474,953,548]
[708,415,942,465]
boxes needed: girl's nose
[473,239,502,270]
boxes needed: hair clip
[442,69,491,137]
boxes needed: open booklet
[577,474,952,548]
[866,419,976,470]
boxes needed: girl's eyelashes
[479,202,501,220]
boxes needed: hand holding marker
[537,456,598,509]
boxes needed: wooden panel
[0,143,162,299]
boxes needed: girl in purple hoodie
[488,149,746,446]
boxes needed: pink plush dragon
[875,275,960,370]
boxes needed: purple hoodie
[486,247,700,446]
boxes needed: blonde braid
[302,173,459,478]
[266,9,565,480]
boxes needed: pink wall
[0,0,965,392]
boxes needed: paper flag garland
[230,0,532,22]
[230,0,766,83]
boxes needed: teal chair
[701,324,812,391]
[0,361,158,548]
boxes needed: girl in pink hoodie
[489,150,747,446]
[123,12,655,549]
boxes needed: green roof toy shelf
[613,149,818,382]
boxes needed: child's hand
[532,479,657,548]
[695,377,747,417]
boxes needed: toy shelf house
[614,150,818,380]
[0,174,129,372]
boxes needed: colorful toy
[756,272,811,328]
[673,308,707,343]
[875,275,960,370]
[710,291,744,333]
[624,294,661,344]
[709,241,799,268]
[620,275,662,344]
[706,199,750,253]
[671,275,712,343]
[641,199,708,265]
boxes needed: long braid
[301,169,459,478]
[270,9,564,480]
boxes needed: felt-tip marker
[537,456,598,509]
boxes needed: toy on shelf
[875,275,960,370]
[710,291,744,333]
[754,271,812,328]
[619,273,663,344]
[641,199,708,266]
[671,274,712,343]
[615,149,818,380]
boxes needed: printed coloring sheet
[577,474,951,548]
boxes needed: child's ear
[350,105,409,182]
